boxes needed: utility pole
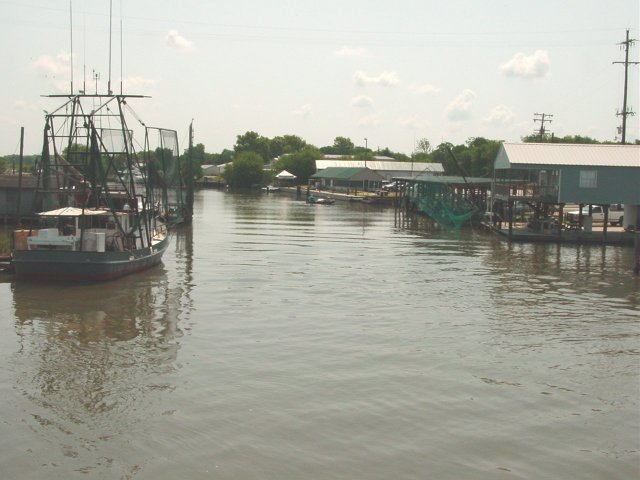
[613,29,638,144]
[533,113,553,142]
[364,138,368,168]
[17,126,24,228]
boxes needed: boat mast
[69,0,74,94]
[119,0,123,95]
[108,0,113,95]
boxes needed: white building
[316,157,443,181]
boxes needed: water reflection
[13,272,180,403]
[485,238,639,297]
[7,226,193,475]
[482,238,640,348]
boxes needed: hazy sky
[1,0,638,156]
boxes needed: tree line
[216,132,637,187]
[1,132,630,189]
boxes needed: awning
[38,207,112,217]
[275,170,297,179]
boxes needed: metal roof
[316,160,444,173]
[275,170,296,179]
[496,143,640,168]
[321,154,396,161]
[311,167,385,181]
[397,174,492,185]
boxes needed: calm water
[0,189,638,479]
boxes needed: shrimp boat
[11,91,179,281]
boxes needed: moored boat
[307,195,335,205]
[11,91,176,282]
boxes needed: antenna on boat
[119,0,123,95]
[108,0,113,95]
[69,0,74,94]
[93,70,100,95]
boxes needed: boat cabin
[15,207,137,253]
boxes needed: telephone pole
[533,113,553,142]
[613,29,638,144]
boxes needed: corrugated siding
[311,167,384,182]
[501,143,640,167]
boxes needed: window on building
[579,170,597,188]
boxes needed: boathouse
[310,167,385,192]
[491,142,640,243]
[396,174,492,228]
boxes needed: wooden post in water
[16,126,24,228]
[184,121,194,224]
[507,200,513,240]
[635,207,640,275]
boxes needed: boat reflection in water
[9,261,189,476]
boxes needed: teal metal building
[493,142,640,231]
[494,143,640,204]
[310,167,385,192]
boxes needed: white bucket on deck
[95,232,106,252]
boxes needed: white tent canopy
[275,170,296,179]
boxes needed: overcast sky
[1,0,638,156]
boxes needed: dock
[278,186,396,206]
[482,221,634,246]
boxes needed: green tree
[223,151,265,187]
[271,135,307,158]
[376,147,410,161]
[210,149,234,165]
[272,146,320,183]
[190,143,216,166]
[521,133,602,144]
[431,138,500,177]
[234,131,271,162]
[0,154,38,173]
[331,136,355,155]
[220,149,235,163]
[178,150,203,184]
[416,138,432,155]
[430,142,453,171]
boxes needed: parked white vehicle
[566,204,624,226]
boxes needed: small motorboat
[307,195,335,205]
